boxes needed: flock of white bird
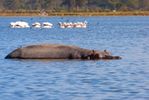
[10,21,87,28]
[59,21,87,28]
[10,21,53,28]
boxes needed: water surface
[0,16,149,100]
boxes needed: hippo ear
[92,50,95,53]
[104,50,112,55]
[104,50,107,52]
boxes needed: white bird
[32,22,41,28]
[42,22,53,28]
[59,21,88,28]
[10,21,30,28]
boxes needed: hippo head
[89,50,121,60]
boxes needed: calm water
[0,16,149,100]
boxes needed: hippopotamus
[5,44,121,60]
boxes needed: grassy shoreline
[0,10,149,16]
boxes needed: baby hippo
[5,44,121,60]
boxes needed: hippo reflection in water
[5,44,121,60]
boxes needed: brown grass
[0,10,149,16]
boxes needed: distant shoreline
[0,10,149,16]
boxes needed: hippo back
[6,44,92,59]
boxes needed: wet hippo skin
[5,44,121,60]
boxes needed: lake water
[0,16,149,100]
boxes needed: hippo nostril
[105,56,122,59]
[114,56,122,59]
[104,55,113,59]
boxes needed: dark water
[0,16,149,100]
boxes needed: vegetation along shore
[0,0,149,16]
[1,10,149,16]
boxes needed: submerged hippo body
[5,44,121,60]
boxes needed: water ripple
[0,16,149,100]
